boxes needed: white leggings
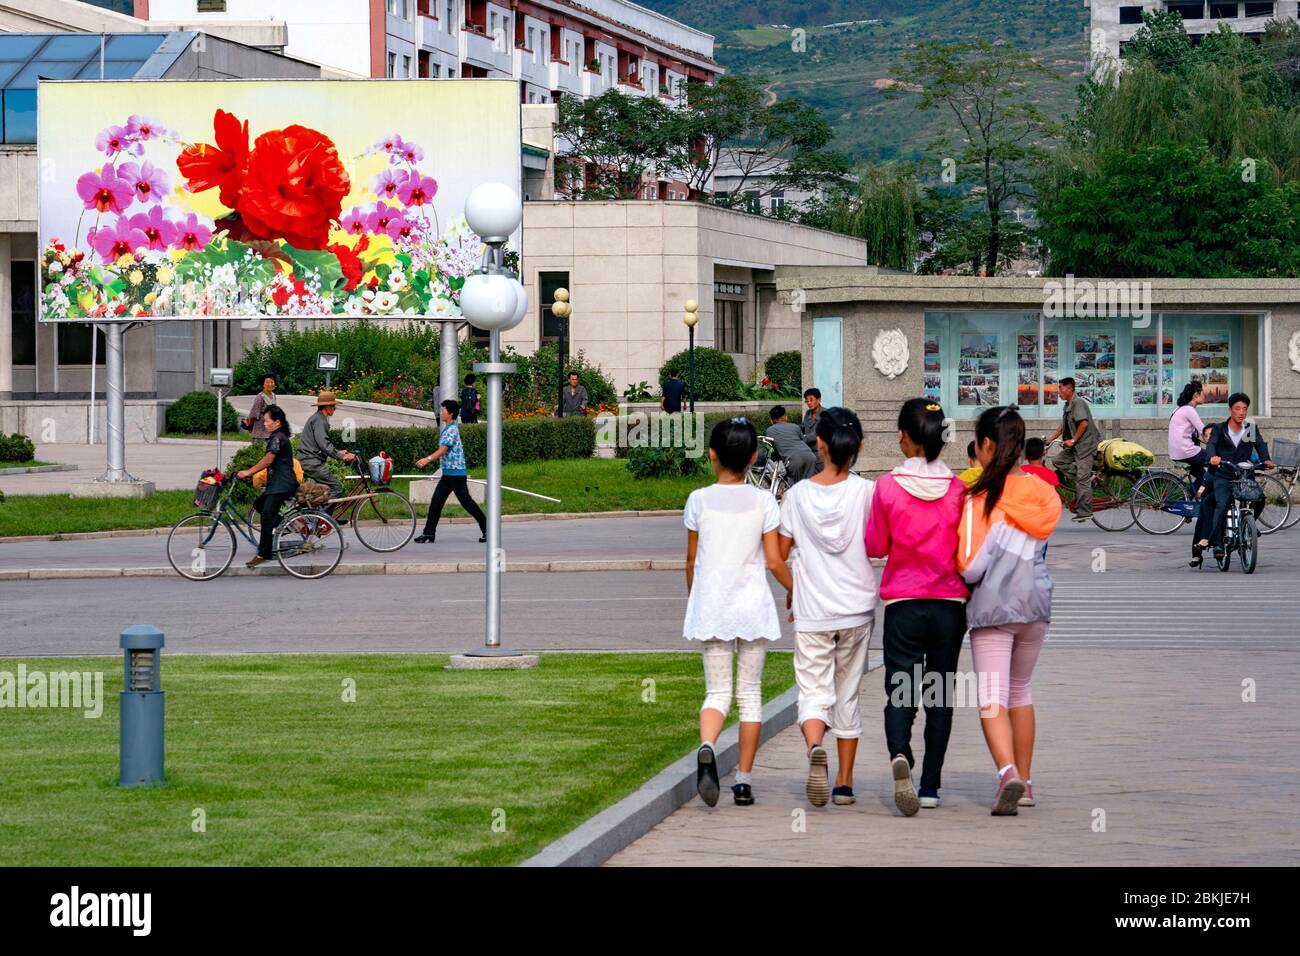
[700,639,767,724]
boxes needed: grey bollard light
[119,625,165,787]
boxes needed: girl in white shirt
[684,418,794,808]
[778,407,878,808]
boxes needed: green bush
[327,415,596,472]
[659,348,741,402]
[0,432,36,463]
[504,343,617,412]
[626,445,708,480]
[166,391,238,434]
[764,351,802,395]
[224,438,349,506]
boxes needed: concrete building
[778,269,1300,471]
[1087,0,1300,63]
[512,200,868,390]
[0,30,320,441]
[130,0,721,97]
[710,148,851,218]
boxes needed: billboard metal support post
[101,322,136,482]
[440,320,459,406]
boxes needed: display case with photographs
[1016,331,1059,406]
[924,334,942,402]
[1132,334,1175,406]
[958,333,1001,407]
[1071,333,1116,406]
[1189,333,1231,404]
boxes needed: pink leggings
[969,621,1048,710]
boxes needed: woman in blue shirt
[415,399,487,544]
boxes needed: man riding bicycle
[1193,392,1275,565]
[298,391,357,520]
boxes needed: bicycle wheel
[1239,513,1258,573]
[1091,473,1136,532]
[275,510,344,579]
[352,487,416,552]
[1283,473,1300,530]
[166,512,235,581]
[1254,473,1291,534]
[1129,472,1189,535]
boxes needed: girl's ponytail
[815,406,864,471]
[897,397,948,462]
[967,406,1026,517]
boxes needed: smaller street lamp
[209,367,232,471]
[316,352,340,391]
[683,299,699,413]
[552,288,571,414]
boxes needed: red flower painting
[236,124,351,251]
[176,109,249,209]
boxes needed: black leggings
[422,475,487,536]
[253,491,293,559]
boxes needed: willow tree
[823,164,919,272]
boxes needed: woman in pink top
[1169,381,1211,565]
[865,398,968,815]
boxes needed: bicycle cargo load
[253,457,305,489]
[1234,477,1265,503]
[1095,438,1154,472]
[1272,437,1299,470]
[194,469,224,510]
[295,480,332,508]
[368,452,393,485]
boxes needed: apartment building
[134,1,721,101]
[1087,0,1300,62]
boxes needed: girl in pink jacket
[865,398,968,815]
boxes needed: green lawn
[0,652,794,866]
[0,460,51,470]
[0,458,711,537]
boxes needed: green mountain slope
[640,0,1091,162]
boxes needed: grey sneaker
[892,755,920,817]
[805,745,830,807]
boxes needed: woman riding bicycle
[236,404,298,569]
[1191,392,1276,567]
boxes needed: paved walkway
[0,440,250,495]
[608,647,1300,866]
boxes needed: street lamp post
[552,288,571,414]
[455,183,533,666]
[683,299,699,413]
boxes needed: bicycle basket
[1234,478,1264,503]
[1272,437,1299,470]
[193,479,221,511]
[295,480,332,508]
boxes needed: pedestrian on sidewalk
[865,399,968,816]
[415,399,487,545]
[959,406,1062,816]
[778,407,877,808]
[766,405,819,484]
[242,374,277,443]
[459,373,480,424]
[297,392,356,520]
[236,404,298,569]
[684,418,793,808]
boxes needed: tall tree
[553,89,681,200]
[817,164,919,272]
[897,39,1055,275]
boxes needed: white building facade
[1087,0,1300,62]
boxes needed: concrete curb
[519,683,800,868]
[0,464,79,476]
[2,558,689,581]
[0,508,685,545]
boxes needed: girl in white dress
[684,418,794,807]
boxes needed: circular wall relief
[1289,330,1300,373]
[872,328,910,380]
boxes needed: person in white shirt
[684,418,794,808]
[778,407,878,808]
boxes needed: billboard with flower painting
[37,79,521,321]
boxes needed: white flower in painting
[344,296,366,316]
[211,263,238,287]
[445,216,472,241]
[427,296,461,320]
[372,291,398,313]
[48,260,64,275]
[387,269,408,292]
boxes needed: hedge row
[166,390,239,434]
[327,414,596,472]
[0,432,36,463]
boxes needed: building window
[403,54,412,78]
[431,63,441,77]
[743,190,760,214]
[770,190,786,213]
[387,51,397,78]
[1209,1,1240,18]
[1165,2,1207,20]
[715,298,744,354]
[1244,1,1274,15]
[11,260,35,366]
[57,323,107,366]
[197,0,228,11]
[1119,6,1145,24]
[923,310,1251,419]
[447,0,456,32]
[539,271,571,352]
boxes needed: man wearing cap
[298,392,356,515]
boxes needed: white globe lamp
[461,272,521,332]
[464,183,523,243]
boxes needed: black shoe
[732,783,754,806]
[1189,543,1204,568]
[414,534,435,544]
[478,533,487,543]
[696,745,720,807]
